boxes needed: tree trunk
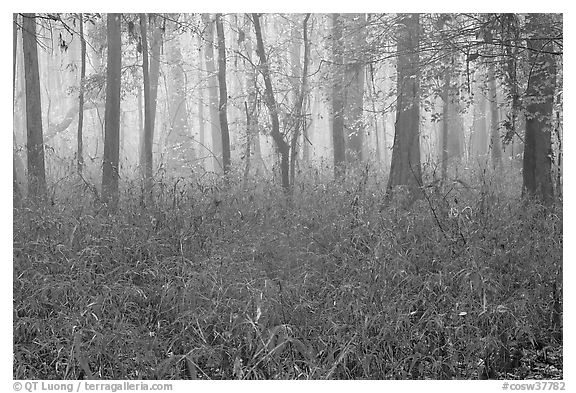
[252,13,290,191]
[102,13,122,211]
[140,14,154,197]
[22,13,47,201]
[196,34,206,167]
[387,13,422,200]
[165,30,194,175]
[440,63,450,180]
[471,79,488,160]
[488,62,502,168]
[77,13,86,175]
[289,14,310,187]
[140,19,162,177]
[216,13,231,175]
[202,14,222,173]
[331,13,346,180]
[522,14,556,203]
[345,13,366,164]
[242,14,263,177]
[13,13,21,201]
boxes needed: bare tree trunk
[165,30,194,174]
[331,13,346,180]
[471,77,488,160]
[522,14,556,203]
[252,13,290,191]
[344,13,366,164]
[77,13,86,175]
[196,34,205,167]
[22,13,47,201]
[140,14,154,197]
[216,13,231,175]
[242,14,262,177]
[289,14,310,187]
[202,14,222,173]
[488,63,502,168]
[13,13,21,201]
[102,13,122,211]
[440,63,450,181]
[387,13,422,200]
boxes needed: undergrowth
[13,166,562,379]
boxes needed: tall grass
[13,165,562,379]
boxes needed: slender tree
[215,13,231,175]
[387,13,422,200]
[13,13,21,200]
[289,13,311,187]
[102,13,122,210]
[140,14,153,196]
[440,60,451,180]
[22,13,47,201]
[202,14,222,173]
[165,29,194,174]
[242,13,263,179]
[484,27,502,168]
[252,13,290,191]
[331,13,346,180]
[344,13,366,163]
[77,13,86,175]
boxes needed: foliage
[13,167,562,379]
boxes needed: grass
[13,164,562,379]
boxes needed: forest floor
[13,166,563,379]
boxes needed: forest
[13,13,562,380]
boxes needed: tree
[102,13,122,210]
[140,13,153,196]
[344,13,366,164]
[77,13,86,175]
[22,13,47,201]
[470,76,488,160]
[440,59,451,180]
[252,13,291,191]
[202,14,222,173]
[289,14,311,187]
[241,13,263,180]
[387,13,422,200]
[216,13,231,175]
[13,13,21,201]
[331,13,346,180]
[522,14,557,203]
[484,26,502,168]
[140,16,163,177]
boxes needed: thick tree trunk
[387,13,422,200]
[216,13,231,175]
[202,14,222,173]
[102,13,122,211]
[522,14,556,203]
[331,13,346,180]
[252,13,290,191]
[22,13,47,201]
[77,13,86,175]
